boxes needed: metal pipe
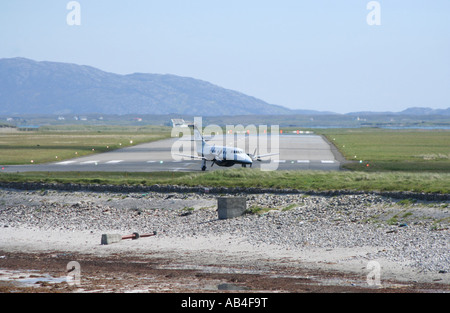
[121,231,157,240]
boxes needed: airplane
[176,124,278,171]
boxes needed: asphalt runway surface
[1,134,342,173]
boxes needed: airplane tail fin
[189,124,208,156]
[193,125,204,142]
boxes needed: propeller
[247,148,255,159]
[247,148,262,162]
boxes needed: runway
[1,134,342,173]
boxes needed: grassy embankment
[1,126,450,193]
[1,170,448,194]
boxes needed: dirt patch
[0,250,447,294]
[1,188,448,295]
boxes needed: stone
[217,197,247,220]
[101,234,122,245]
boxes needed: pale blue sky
[1,0,449,113]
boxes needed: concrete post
[101,234,122,245]
[217,197,247,220]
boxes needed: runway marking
[274,160,286,163]
[146,161,156,163]
[297,160,311,163]
[105,160,123,164]
[80,161,99,165]
[321,160,336,164]
[57,161,76,165]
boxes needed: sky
[1,0,449,114]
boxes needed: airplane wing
[250,152,279,161]
[173,153,206,160]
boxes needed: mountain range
[0,57,448,117]
[0,58,291,116]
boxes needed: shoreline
[0,187,448,292]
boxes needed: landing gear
[201,159,207,172]
[241,164,247,168]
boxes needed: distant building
[171,119,189,128]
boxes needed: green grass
[317,128,450,172]
[0,125,171,165]
[1,169,449,194]
[1,126,450,194]
[0,171,191,186]
[173,169,450,193]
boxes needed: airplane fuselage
[199,143,253,169]
[176,124,275,171]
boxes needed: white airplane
[176,125,277,171]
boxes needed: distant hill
[1,58,448,118]
[291,109,336,115]
[347,107,450,116]
[399,107,450,116]
[0,58,292,116]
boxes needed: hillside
[399,107,450,116]
[0,58,292,116]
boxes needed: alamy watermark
[65,2,380,27]
[366,261,382,287]
[66,261,81,287]
[67,1,81,26]
[367,1,381,26]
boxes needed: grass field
[1,126,450,193]
[316,128,450,172]
[1,169,449,194]
[0,125,171,165]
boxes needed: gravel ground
[0,187,448,292]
